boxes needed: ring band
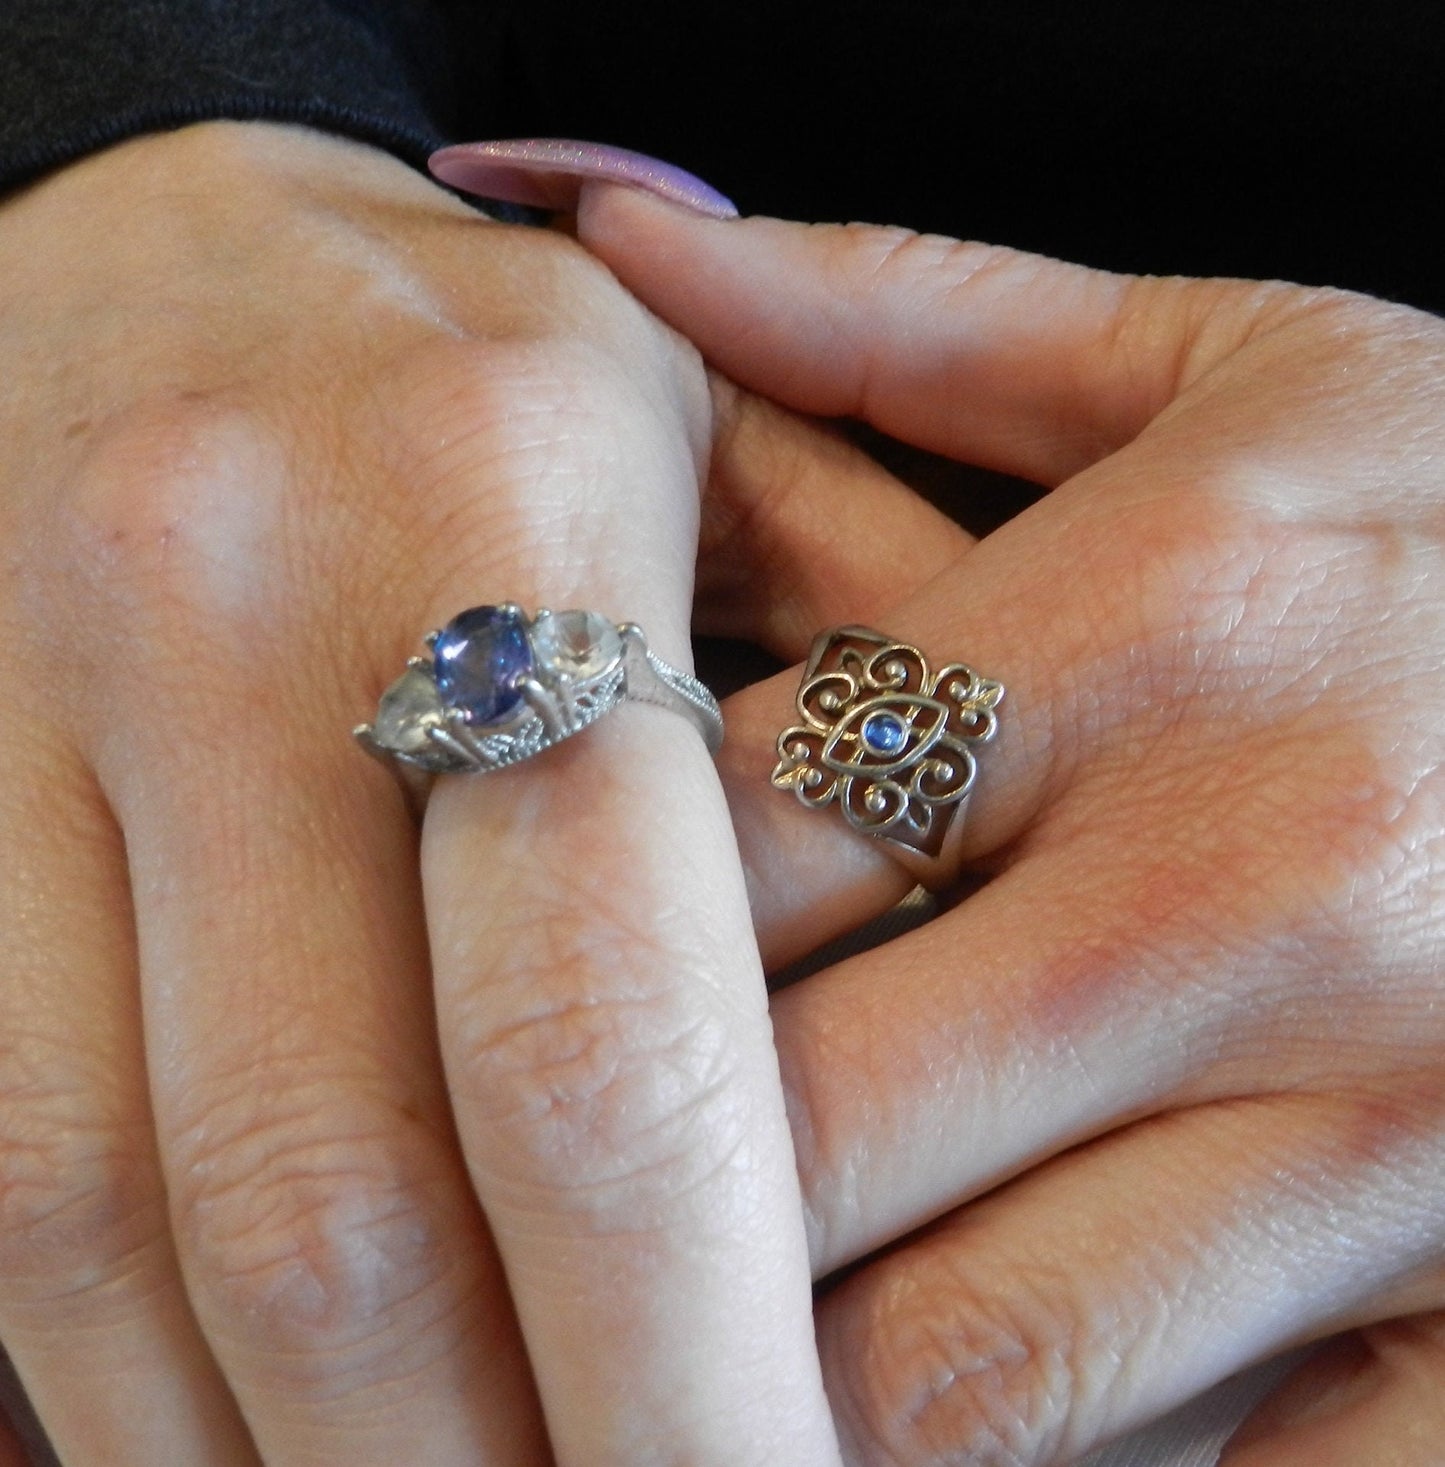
[771,625,1002,888]
[356,603,723,774]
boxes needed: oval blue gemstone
[433,605,533,725]
[861,710,907,756]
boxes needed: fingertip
[575,176,740,255]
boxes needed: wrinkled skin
[578,188,1445,1465]
[6,110,1445,1467]
[0,120,938,1467]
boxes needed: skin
[0,119,961,1467]
[6,117,1443,1465]
[576,186,1445,1464]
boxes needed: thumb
[577,183,1283,486]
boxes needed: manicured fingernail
[429,139,739,219]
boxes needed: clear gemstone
[434,605,533,725]
[531,610,623,681]
[374,665,444,754]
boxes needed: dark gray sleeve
[0,0,466,195]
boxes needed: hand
[579,190,1445,1463]
[0,120,872,1466]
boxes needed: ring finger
[413,361,843,1467]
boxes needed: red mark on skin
[1018,858,1215,1051]
[1019,727,1408,1068]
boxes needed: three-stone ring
[356,603,723,775]
[771,625,1003,889]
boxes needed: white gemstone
[374,665,444,754]
[531,610,622,681]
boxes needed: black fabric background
[0,1,459,185]
[1,1,1441,311]
[465,1,1444,313]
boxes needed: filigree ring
[356,603,723,777]
[771,625,1003,888]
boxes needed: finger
[712,360,1400,970]
[721,660,917,971]
[113,756,542,1463]
[763,701,1445,1457]
[697,376,973,657]
[428,723,840,1466]
[417,367,842,1464]
[1220,1316,1445,1465]
[772,653,1445,1270]
[692,379,989,962]
[814,1090,1445,1467]
[70,412,545,1463]
[695,383,975,957]
[773,852,1133,1269]
[0,730,257,1464]
[716,521,1061,970]
[735,471,1445,1287]
[578,185,1289,486]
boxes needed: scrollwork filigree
[771,626,1003,867]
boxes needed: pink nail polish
[429,139,739,219]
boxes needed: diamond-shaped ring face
[771,626,1003,883]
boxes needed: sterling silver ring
[771,625,1003,889]
[356,603,723,775]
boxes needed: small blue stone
[861,710,907,756]
[433,605,533,725]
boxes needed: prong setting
[428,721,482,766]
[359,603,721,775]
[517,675,567,740]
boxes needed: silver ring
[771,625,1002,889]
[356,603,722,775]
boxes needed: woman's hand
[0,121,876,1467]
[579,189,1445,1463]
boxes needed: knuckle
[453,967,748,1212]
[848,223,1021,301]
[465,224,698,369]
[826,1261,1085,1467]
[1054,482,1310,705]
[1086,473,1271,593]
[0,1061,157,1297]
[58,393,289,645]
[843,229,1024,418]
[400,332,641,439]
[384,331,696,584]
[1334,1077,1445,1181]
[170,1091,453,1354]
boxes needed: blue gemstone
[433,605,533,725]
[861,710,907,756]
